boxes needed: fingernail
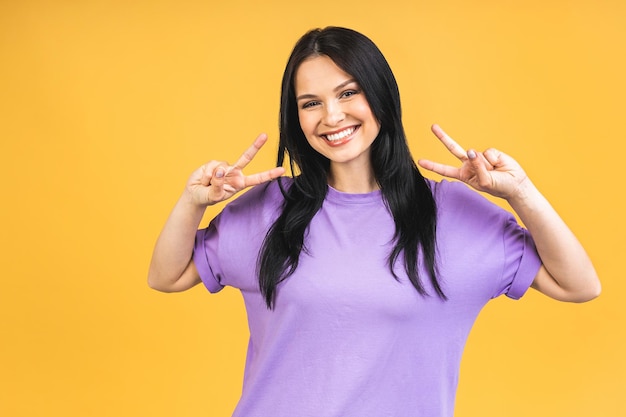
[467,150,477,159]
[215,170,224,178]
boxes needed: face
[294,55,380,176]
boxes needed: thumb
[207,166,227,202]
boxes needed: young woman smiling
[148,27,600,417]
[295,55,381,193]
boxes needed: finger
[417,158,461,180]
[199,161,223,186]
[483,148,503,169]
[206,164,229,202]
[210,164,227,184]
[200,165,212,186]
[244,166,286,187]
[467,150,492,188]
[231,133,269,172]
[431,124,467,161]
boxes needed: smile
[322,126,359,142]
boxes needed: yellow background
[1,0,624,416]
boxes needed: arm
[506,177,599,302]
[418,125,600,302]
[147,133,285,292]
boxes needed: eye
[302,100,320,109]
[340,89,361,99]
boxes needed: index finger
[231,133,270,171]
[243,166,286,188]
[417,158,461,180]
[431,124,467,161]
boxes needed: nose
[322,101,345,127]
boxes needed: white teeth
[325,127,355,141]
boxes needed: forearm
[506,178,600,301]
[147,191,206,292]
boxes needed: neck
[328,164,378,193]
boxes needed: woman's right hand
[148,133,284,292]
[186,133,285,206]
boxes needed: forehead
[294,55,354,93]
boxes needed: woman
[148,27,600,417]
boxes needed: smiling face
[295,55,381,186]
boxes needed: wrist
[506,177,547,214]
[180,188,212,213]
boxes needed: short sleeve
[431,179,542,302]
[495,215,542,300]
[192,217,225,294]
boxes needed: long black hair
[257,27,444,308]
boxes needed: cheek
[298,111,316,136]
[352,99,378,125]
[297,113,319,149]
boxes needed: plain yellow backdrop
[1,0,624,416]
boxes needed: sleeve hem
[506,232,542,300]
[193,228,224,293]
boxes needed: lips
[322,126,359,142]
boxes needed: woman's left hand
[418,124,600,303]
[418,124,528,201]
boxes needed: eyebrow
[296,79,358,101]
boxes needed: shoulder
[215,177,290,228]
[204,178,289,256]
[427,179,513,228]
[428,178,478,202]
[427,179,539,301]
[428,179,500,211]
[225,177,289,211]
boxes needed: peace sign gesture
[187,133,285,207]
[418,124,529,201]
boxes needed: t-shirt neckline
[326,184,382,204]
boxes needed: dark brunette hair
[258,27,444,308]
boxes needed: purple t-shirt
[193,178,541,417]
